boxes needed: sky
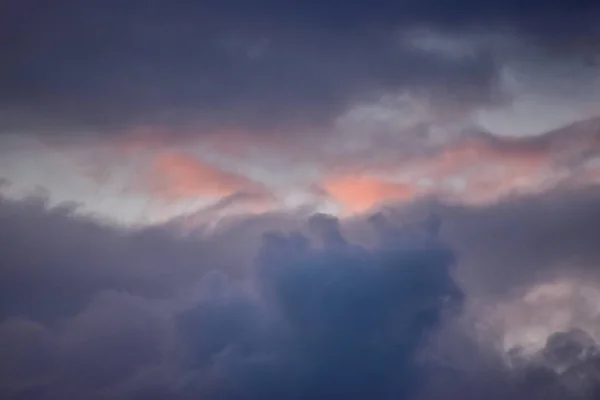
[3,0,600,399]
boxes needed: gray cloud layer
[3,188,600,398]
[2,0,600,139]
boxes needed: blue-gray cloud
[175,216,461,399]
[2,0,600,139]
[3,189,600,398]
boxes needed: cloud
[6,2,600,398]
[3,0,600,144]
[0,192,462,399]
[3,187,600,398]
[5,1,600,227]
[431,187,600,300]
[54,291,172,394]
[320,140,546,212]
[323,175,417,213]
[144,151,268,201]
[175,214,461,399]
[417,326,600,400]
[318,118,600,211]
[0,194,222,324]
[358,188,600,398]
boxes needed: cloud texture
[3,0,600,141]
[2,188,600,399]
[4,2,600,399]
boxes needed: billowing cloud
[175,223,461,399]
[0,194,220,324]
[0,192,463,399]
[3,186,600,398]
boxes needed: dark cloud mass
[3,188,600,398]
[180,224,461,399]
[0,193,463,399]
[2,0,600,138]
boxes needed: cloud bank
[2,188,600,399]
[3,0,600,143]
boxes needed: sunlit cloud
[146,152,268,201]
[321,127,600,212]
[323,175,416,213]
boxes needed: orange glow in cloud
[149,152,266,200]
[323,139,561,212]
[418,140,551,203]
[408,139,547,180]
[324,176,416,213]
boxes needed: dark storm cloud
[0,292,174,399]
[0,192,463,399]
[415,327,600,400]
[0,192,283,398]
[435,186,600,298]
[175,216,462,399]
[2,0,599,138]
[345,185,600,299]
[4,188,600,398]
[0,194,219,324]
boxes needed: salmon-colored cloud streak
[133,116,600,216]
[323,176,416,213]
[323,135,584,213]
[149,152,266,201]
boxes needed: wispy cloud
[144,152,268,201]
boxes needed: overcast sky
[3,1,600,399]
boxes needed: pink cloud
[147,152,267,201]
[323,176,416,213]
